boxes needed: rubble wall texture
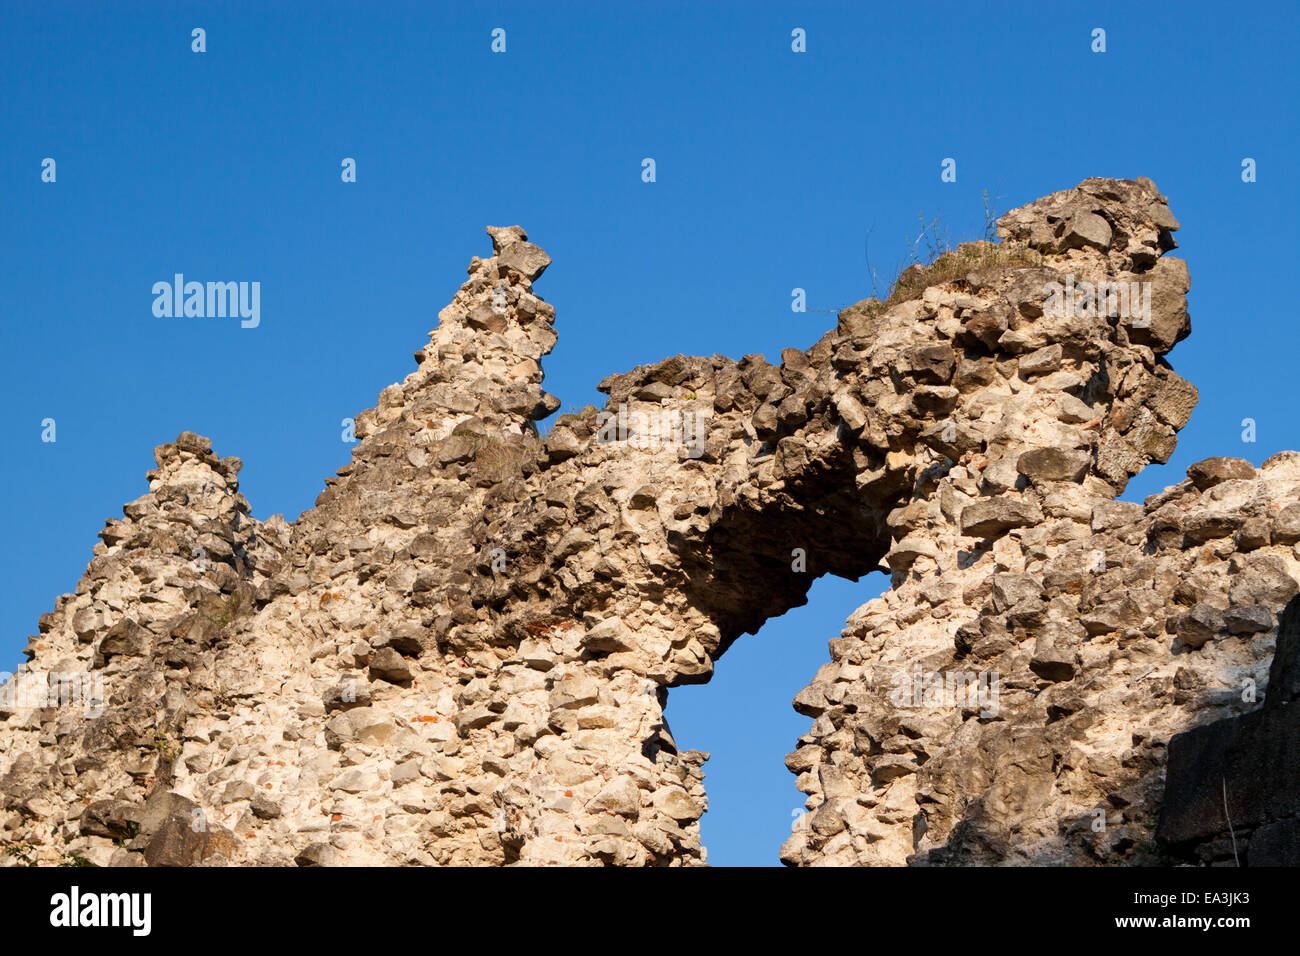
[2,178,1296,867]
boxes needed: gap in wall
[666,571,892,866]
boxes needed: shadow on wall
[1156,593,1300,865]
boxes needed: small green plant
[981,186,1003,241]
[112,822,140,849]
[216,591,243,626]
[904,210,955,268]
[152,729,178,761]
[58,852,95,867]
[463,432,537,485]
[196,589,246,633]
[4,841,36,866]
[854,186,1038,313]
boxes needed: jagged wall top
[1,178,1244,871]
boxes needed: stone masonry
[3,178,1297,866]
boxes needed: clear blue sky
[1,1,1295,866]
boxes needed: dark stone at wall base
[1156,704,1300,858]
[1157,594,1300,863]
[1249,818,1300,865]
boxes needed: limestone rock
[3,177,1295,870]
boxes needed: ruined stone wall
[2,177,1295,867]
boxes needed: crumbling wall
[2,177,1295,867]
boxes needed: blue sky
[1,1,1296,865]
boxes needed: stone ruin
[3,177,1298,867]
